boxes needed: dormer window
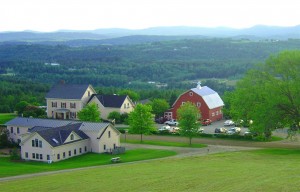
[70,134,74,141]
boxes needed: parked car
[165,119,179,126]
[170,127,180,133]
[244,131,258,137]
[198,128,204,133]
[227,127,241,135]
[224,120,235,126]
[214,127,227,133]
[201,119,212,126]
[158,125,171,131]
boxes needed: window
[32,153,35,159]
[10,127,13,133]
[85,146,87,152]
[113,144,116,149]
[212,112,215,117]
[47,155,50,160]
[103,144,106,150]
[35,139,38,147]
[32,140,34,147]
[74,149,77,155]
[70,134,74,140]
[127,103,130,108]
[57,154,60,160]
[197,102,201,107]
[52,102,57,108]
[124,104,126,109]
[88,91,90,97]
[70,103,76,109]
[220,110,222,114]
[36,153,39,159]
[189,92,193,96]
[39,140,42,148]
[17,127,20,134]
[40,154,43,160]
[108,131,111,138]
[79,148,82,153]
[216,111,219,115]
[25,152,28,158]
[70,112,76,119]
[63,152,66,158]
[61,102,66,108]
[69,150,71,156]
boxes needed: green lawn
[0,149,300,192]
[124,139,207,148]
[0,148,176,178]
[0,113,16,124]
[1,148,300,191]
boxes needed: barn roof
[191,86,224,109]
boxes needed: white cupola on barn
[196,81,202,89]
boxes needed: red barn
[164,83,224,122]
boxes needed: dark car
[215,127,227,133]
[202,119,212,126]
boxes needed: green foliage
[150,98,170,117]
[107,111,121,124]
[0,127,11,148]
[78,103,101,122]
[177,102,201,145]
[228,50,300,140]
[117,89,140,102]
[128,104,156,142]
[15,101,30,114]
[9,148,21,161]
[23,105,46,118]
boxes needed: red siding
[165,90,223,122]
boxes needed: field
[0,113,16,124]
[0,149,176,178]
[1,148,300,191]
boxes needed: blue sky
[1,0,299,32]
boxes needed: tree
[177,102,201,145]
[118,89,140,102]
[107,111,122,124]
[128,104,155,142]
[150,99,170,118]
[78,103,101,122]
[228,51,300,140]
[15,101,30,114]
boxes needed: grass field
[1,148,300,191]
[0,113,16,124]
[0,148,176,178]
[124,139,207,148]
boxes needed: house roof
[28,123,89,147]
[191,86,224,109]
[89,94,127,108]
[5,117,74,127]
[79,122,110,131]
[46,84,92,99]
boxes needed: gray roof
[191,86,224,109]
[88,94,127,108]
[5,117,111,132]
[46,84,91,99]
[29,123,89,147]
[5,117,74,127]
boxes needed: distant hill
[1,25,300,44]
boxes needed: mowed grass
[0,148,176,178]
[1,148,300,191]
[0,113,16,124]
[124,139,207,148]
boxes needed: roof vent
[52,138,59,144]
[196,81,202,89]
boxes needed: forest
[1,37,300,112]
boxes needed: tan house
[46,83,96,120]
[88,94,135,120]
[6,117,121,162]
